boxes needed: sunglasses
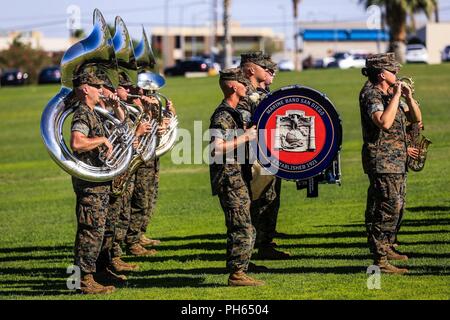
[385,69,397,75]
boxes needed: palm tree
[360,0,437,63]
[410,0,439,31]
[223,0,232,68]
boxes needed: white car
[335,52,367,69]
[406,44,428,63]
[441,45,450,62]
[277,59,295,71]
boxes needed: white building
[0,31,72,52]
[416,22,450,64]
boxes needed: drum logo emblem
[274,110,316,152]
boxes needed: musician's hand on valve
[401,83,413,99]
[157,124,167,136]
[136,121,151,137]
[106,93,120,109]
[167,100,176,115]
[141,95,159,106]
[102,137,113,159]
[162,117,170,127]
[407,147,420,160]
[393,82,402,97]
[244,125,257,142]
[132,137,139,149]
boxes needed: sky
[1,0,450,50]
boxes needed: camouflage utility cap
[262,54,277,71]
[240,51,266,68]
[219,67,247,84]
[118,71,133,87]
[73,63,119,88]
[365,52,401,72]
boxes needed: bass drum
[251,85,342,193]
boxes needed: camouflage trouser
[126,159,159,245]
[218,184,256,273]
[72,178,110,274]
[110,173,136,258]
[140,158,160,235]
[365,173,406,259]
[251,177,281,248]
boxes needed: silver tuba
[40,9,133,182]
[137,72,179,158]
[109,17,159,196]
[135,27,178,158]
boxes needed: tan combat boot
[139,234,161,247]
[228,271,265,287]
[79,273,115,294]
[376,257,408,274]
[386,247,408,261]
[128,243,157,256]
[95,268,127,286]
[257,246,291,260]
[111,257,139,272]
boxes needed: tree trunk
[223,0,232,68]
[386,2,407,63]
[292,0,301,71]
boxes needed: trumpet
[397,76,415,94]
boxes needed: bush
[0,35,62,84]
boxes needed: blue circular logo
[252,85,342,181]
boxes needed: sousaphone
[40,9,133,182]
[134,27,178,158]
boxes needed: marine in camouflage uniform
[110,74,158,259]
[237,52,289,259]
[359,53,421,273]
[210,68,264,286]
[137,157,160,241]
[70,63,122,293]
[126,157,160,249]
[125,83,162,254]
[110,172,136,260]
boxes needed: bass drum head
[252,85,342,181]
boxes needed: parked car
[38,66,61,84]
[441,45,450,62]
[164,58,212,76]
[327,52,367,69]
[0,69,29,86]
[317,56,336,68]
[230,57,241,68]
[406,44,428,63]
[277,59,295,71]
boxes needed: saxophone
[398,77,432,172]
[407,122,432,172]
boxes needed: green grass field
[0,64,449,300]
